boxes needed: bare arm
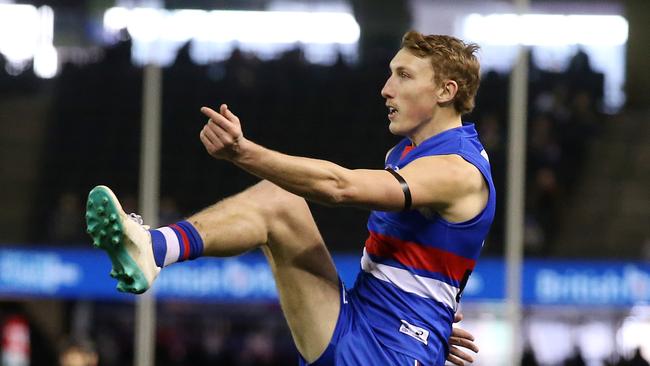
[234,142,407,210]
[200,104,485,214]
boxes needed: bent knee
[248,182,324,255]
[251,180,310,218]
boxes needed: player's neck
[410,108,462,146]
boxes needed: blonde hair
[401,31,481,115]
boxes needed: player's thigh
[263,244,340,361]
[259,188,340,363]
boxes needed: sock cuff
[169,223,190,260]
[150,220,204,268]
[149,229,167,267]
[176,220,204,260]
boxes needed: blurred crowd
[13,35,606,256]
[521,346,650,366]
[0,302,300,366]
[471,48,604,255]
[3,302,649,366]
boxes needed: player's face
[381,48,439,138]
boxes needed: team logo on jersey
[399,319,429,345]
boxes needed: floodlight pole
[135,64,161,366]
[506,0,530,364]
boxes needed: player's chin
[388,120,406,136]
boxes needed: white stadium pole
[135,64,162,366]
[506,0,530,364]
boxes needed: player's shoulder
[406,154,485,193]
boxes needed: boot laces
[128,213,150,230]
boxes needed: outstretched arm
[200,104,404,209]
[199,104,484,213]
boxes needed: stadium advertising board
[1,247,649,306]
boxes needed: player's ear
[437,80,458,105]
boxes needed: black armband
[385,168,412,211]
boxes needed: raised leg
[188,181,340,362]
[87,181,340,363]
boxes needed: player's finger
[200,128,216,151]
[449,345,474,364]
[446,349,468,366]
[203,106,238,136]
[202,123,223,146]
[222,104,241,125]
[449,336,479,353]
[454,312,464,323]
[201,106,231,130]
[449,347,473,363]
[209,113,239,136]
[200,106,220,120]
[201,105,232,127]
[451,327,475,342]
[207,121,234,145]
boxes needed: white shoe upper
[103,187,161,287]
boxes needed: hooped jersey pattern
[353,123,496,365]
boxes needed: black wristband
[385,168,412,211]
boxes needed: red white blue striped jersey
[352,123,496,365]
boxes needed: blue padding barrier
[1,247,649,306]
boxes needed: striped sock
[149,220,204,267]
